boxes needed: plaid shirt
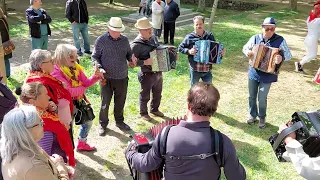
[194,62,212,72]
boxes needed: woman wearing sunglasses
[1,105,71,180]
[242,17,292,129]
[17,82,76,169]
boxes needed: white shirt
[283,139,320,180]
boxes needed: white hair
[0,105,42,164]
[54,44,78,67]
[29,49,52,72]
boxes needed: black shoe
[116,122,131,131]
[84,51,92,55]
[77,51,83,56]
[150,111,164,117]
[294,62,304,73]
[98,126,107,136]
[170,42,174,45]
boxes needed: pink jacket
[51,65,100,99]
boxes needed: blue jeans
[78,120,93,141]
[31,35,48,50]
[190,69,213,87]
[71,23,90,53]
[4,56,10,77]
[248,79,271,119]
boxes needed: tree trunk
[197,0,206,12]
[290,0,297,10]
[208,0,219,31]
[109,0,114,4]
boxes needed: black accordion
[269,110,320,162]
[125,117,184,180]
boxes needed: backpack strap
[159,125,175,156]
[210,127,224,168]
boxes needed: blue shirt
[242,33,292,83]
[35,9,48,36]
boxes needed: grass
[7,2,320,180]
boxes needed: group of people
[139,0,180,45]
[0,0,319,179]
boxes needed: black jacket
[131,35,159,72]
[164,0,180,22]
[66,0,89,23]
[25,7,52,38]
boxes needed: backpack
[159,125,224,168]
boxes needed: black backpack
[159,125,224,168]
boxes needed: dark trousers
[138,72,163,115]
[164,21,176,45]
[99,78,128,127]
[153,27,162,38]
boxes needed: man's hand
[248,51,254,58]
[278,122,296,144]
[144,58,153,65]
[188,45,197,55]
[48,101,57,112]
[94,65,104,78]
[72,21,77,24]
[275,55,283,64]
[222,48,226,56]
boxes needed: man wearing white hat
[131,17,165,121]
[92,17,136,136]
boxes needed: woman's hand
[94,65,104,78]
[48,101,58,112]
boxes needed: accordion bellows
[194,40,224,64]
[150,46,177,72]
[249,44,280,74]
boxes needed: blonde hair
[20,82,44,103]
[0,105,43,163]
[54,44,78,67]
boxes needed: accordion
[194,40,224,64]
[249,44,281,74]
[269,110,320,162]
[125,117,184,180]
[150,46,177,72]
[314,67,320,84]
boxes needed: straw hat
[107,17,125,32]
[135,17,153,29]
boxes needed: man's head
[187,82,220,117]
[261,17,276,39]
[135,17,153,40]
[30,0,42,9]
[107,17,125,39]
[193,16,205,36]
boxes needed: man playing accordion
[178,16,225,87]
[126,83,246,180]
[131,17,165,121]
[242,17,292,129]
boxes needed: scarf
[25,71,73,112]
[37,107,76,167]
[60,63,84,87]
[309,5,320,22]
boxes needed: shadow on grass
[232,140,269,172]
[76,152,131,180]
[74,160,108,180]
[107,128,133,143]
[214,113,278,141]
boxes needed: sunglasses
[264,27,275,32]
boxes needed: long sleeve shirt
[242,33,292,83]
[126,121,246,180]
[283,139,320,180]
[92,32,133,79]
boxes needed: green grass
[7,2,319,180]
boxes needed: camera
[269,110,320,162]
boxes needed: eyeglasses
[28,120,44,129]
[264,27,275,32]
[41,59,53,64]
